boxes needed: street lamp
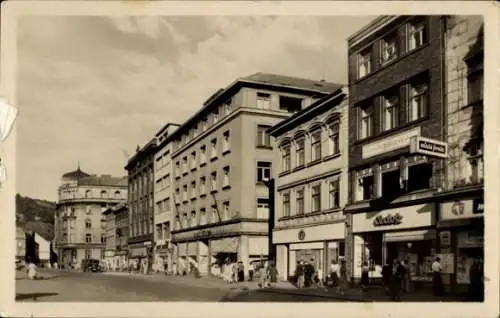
[262,177,276,264]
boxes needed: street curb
[255,289,367,302]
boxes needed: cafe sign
[373,213,403,227]
[410,136,448,158]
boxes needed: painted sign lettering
[373,213,403,226]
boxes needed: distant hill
[16,194,56,241]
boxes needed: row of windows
[130,219,153,238]
[156,197,171,214]
[174,99,233,151]
[281,177,341,218]
[175,130,231,178]
[60,233,104,244]
[156,173,172,192]
[155,149,171,171]
[155,222,171,240]
[129,170,153,194]
[172,90,308,154]
[59,189,122,200]
[175,165,232,202]
[355,156,431,202]
[173,197,269,230]
[280,121,340,173]
[357,73,428,140]
[357,17,428,80]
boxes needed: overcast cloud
[16,15,375,201]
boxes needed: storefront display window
[363,233,383,268]
[456,230,483,284]
[386,240,435,282]
[295,249,323,271]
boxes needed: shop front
[273,222,345,281]
[172,221,268,279]
[438,197,484,290]
[351,203,437,283]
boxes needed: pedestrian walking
[401,260,411,292]
[296,261,305,288]
[268,261,278,287]
[468,257,484,301]
[389,259,404,301]
[329,260,339,288]
[238,261,245,282]
[432,257,444,296]
[232,262,238,283]
[259,261,268,288]
[27,261,37,280]
[337,259,347,296]
[248,262,255,281]
[361,261,369,290]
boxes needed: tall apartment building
[344,16,448,283]
[268,87,348,281]
[153,123,180,272]
[102,202,129,270]
[435,16,483,292]
[167,73,339,278]
[125,140,157,271]
[54,166,127,267]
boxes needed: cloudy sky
[16,15,375,201]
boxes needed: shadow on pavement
[16,292,59,301]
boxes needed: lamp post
[263,178,276,264]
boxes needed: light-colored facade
[114,203,129,270]
[153,123,180,272]
[167,73,340,278]
[435,16,483,290]
[268,88,348,281]
[54,166,128,268]
[34,232,52,264]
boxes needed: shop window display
[386,240,435,282]
[362,233,383,278]
[456,230,484,284]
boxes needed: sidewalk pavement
[98,271,468,302]
[259,285,468,302]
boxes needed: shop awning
[383,229,435,242]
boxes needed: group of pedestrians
[220,260,245,284]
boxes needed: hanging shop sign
[373,213,403,227]
[473,198,484,214]
[410,136,448,158]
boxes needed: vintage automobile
[81,259,102,272]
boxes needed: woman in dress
[27,261,37,280]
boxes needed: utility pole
[263,178,276,264]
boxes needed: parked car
[81,259,102,272]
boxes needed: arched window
[85,219,92,229]
[85,190,91,198]
[85,234,92,243]
[115,190,121,198]
[101,190,108,198]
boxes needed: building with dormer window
[166,73,340,278]
[268,87,347,281]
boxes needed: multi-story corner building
[114,203,129,270]
[167,73,339,278]
[153,123,180,272]
[268,87,348,281]
[434,16,483,292]
[125,140,157,272]
[344,16,449,283]
[54,166,127,267]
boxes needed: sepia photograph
[1,1,498,318]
